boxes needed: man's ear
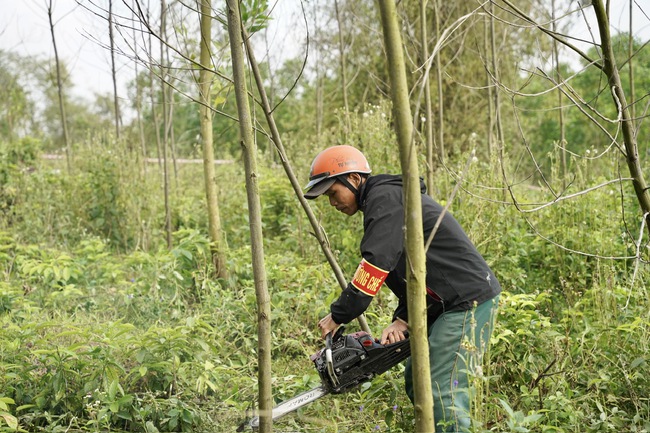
[348,172,362,188]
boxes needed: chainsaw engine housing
[311,330,411,394]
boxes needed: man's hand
[380,319,409,345]
[318,313,340,339]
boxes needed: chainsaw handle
[324,331,340,387]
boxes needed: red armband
[351,259,388,296]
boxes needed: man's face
[323,174,360,216]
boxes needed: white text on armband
[351,259,388,296]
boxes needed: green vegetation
[0,120,648,431]
[1,1,649,431]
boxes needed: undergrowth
[0,135,649,432]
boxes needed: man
[304,145,501,432]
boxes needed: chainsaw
[237,327,410,431]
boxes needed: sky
[0,0,305,102]
[0,0,648,104]
[1,0,122,97]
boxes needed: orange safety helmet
[304,145,371,199]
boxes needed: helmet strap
[337,174,361,202]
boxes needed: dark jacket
[330,174,501,326]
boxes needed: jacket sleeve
[330,283,373,324]
[392,303,408,324]
[330,184,406,325]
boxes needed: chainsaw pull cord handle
[325,332,340,387]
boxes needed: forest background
[0,0,649,432]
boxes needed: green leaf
[631,357,646,368]
[0,398,15,406]
[145,421,160,433]
[109,379,119,400]
[62,266,71,282]
[1,413,18,429]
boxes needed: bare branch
[522,215,636,260]
[495,0,601,69]
[519,178,633,213]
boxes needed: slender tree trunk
[628,0,635,124]
[109,0,121,139]
[421,0,435,193]
[166,61,179,187]
[226,1,272,432]
[133,0,147,173]
[160,0,172,248]
[314,4,323,141]
[169,100,179,188]
[593,0,650,232]
[316,74,323,140]
[484,16,494,155]
[243,28,372,335]
[334,0,351,139]
[489,2,504,148]
[489,1,507,201]
[147,1,163,170]
[162,18,179,188]
[377,2,434,432]
[551,0,566,182]
[262,27,277,163]
[433,0,444,163]
[199,0,228,279]
[46,0,72,172]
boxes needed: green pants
[405,296,499,432]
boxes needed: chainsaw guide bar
[237,327,410,431]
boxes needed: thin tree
[592,0,650,229]
[433,0,444,164]
[146,1,164,170]
[164,28,180,187]
[226,1,272,431]
[551,0,566,182]
[377,1,434,432]
[160,0,173,248]
[132,0,147,171]
[420,0,435,192]
[313,3,324,141]
[334,0,351,139]
[489,1,504,150]
[149,0,178,186]
[484,13,494,155]
[627,0,635,124]
[109,0,121,139]
[198,0,228,279]
[46,0,72,172]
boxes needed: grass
[1,140,649,432]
